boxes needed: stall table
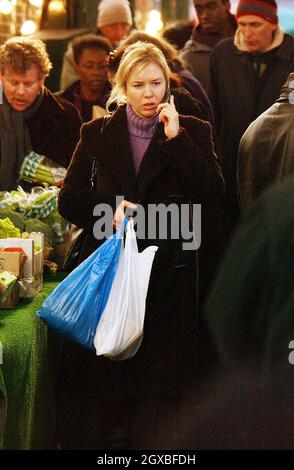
[0,272,66,449]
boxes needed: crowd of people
[0,0,293,450]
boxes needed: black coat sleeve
[161,117,224,203]
[60,101,83,168]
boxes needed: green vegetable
[0,197,19,211]
[33,191,55,205]
[0,218,21,239]
[0,271,17,304]
[0,192,6,201]
[24,218,53,247]
[10,190,25,198]
[43,209,68,235]
[0,271,17,288]
[0,211,25,231]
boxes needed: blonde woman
[58,42,224,449]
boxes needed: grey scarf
[0,89,43,191]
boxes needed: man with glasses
[57,35,112,122]
[0,37,81,191]
[60,0,133,91]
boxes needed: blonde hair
[0,37,52,76]
[106,41,171,112]
[120,30,189,76]
[121,30,179,63]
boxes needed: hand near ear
[156,95,180,140]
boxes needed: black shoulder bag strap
[89,115,110,190]
[63,115,110,271]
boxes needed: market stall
[0,272,65,450]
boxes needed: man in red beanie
[209,0,294,227]
[235,0,279,53]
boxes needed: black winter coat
[209,34,294,220]
[58,105,224,399]
[56,80,112,123]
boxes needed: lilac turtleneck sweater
[126,104,159,175]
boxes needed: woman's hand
[156,95,180,140]
[113,199,137,230]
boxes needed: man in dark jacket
[57,34,112,123]
[0,37,82,191]
[238,73,294,211]
[209,0,294,225]
[180,0,237,92]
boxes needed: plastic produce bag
[19,151,66,185]
[28,186,58,219]
[94,219,158,359]
[36,221,126,350]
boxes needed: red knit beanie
[235,0,278,25]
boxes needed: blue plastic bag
[36,220,126,350]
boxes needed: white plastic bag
[94,219,158,359]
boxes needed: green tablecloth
[0,272,66,450]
